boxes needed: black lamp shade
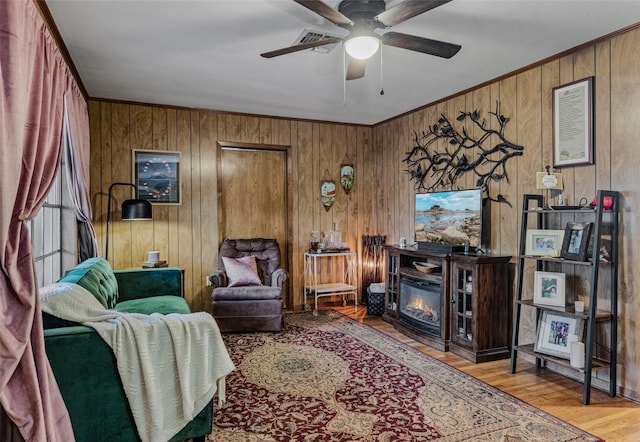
[105,182,153,261]
[121,199,153,220]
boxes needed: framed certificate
[552,77,594,168]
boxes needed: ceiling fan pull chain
[343,45,347,105]
[380,45,384,96]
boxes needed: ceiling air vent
[293,29,342,54]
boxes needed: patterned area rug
[209,310,601,441]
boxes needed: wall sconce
[105,182,153,261]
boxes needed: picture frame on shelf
[560,222,593,261]
[535,310,584,360]
[525,229,565,257]
[533,271,566,307]
[132,149,181,204]
[552,76,594,168]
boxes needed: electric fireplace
[383,244,512,359]
[399,274,442,338]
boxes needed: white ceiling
[46,0,640,125]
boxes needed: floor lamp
[105,182,153,261]
[361,234,386,304]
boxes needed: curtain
[63,92,98,261]
[0,1,76,440]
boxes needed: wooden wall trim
[217,140,291,151]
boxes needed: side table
[303,251,357,316]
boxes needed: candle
[570,340,585,369]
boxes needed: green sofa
[43,258,213,442]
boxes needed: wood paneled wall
[373,25,640,400]
[89,104,375,313]
[90,24,640,400]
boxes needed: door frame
[216,141,293,307]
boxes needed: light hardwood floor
[332,305,640,442]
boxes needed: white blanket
[40,282,235,442]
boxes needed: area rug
[209,310,601,441]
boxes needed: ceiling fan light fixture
[344,34,380,60]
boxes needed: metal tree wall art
[403,102,523,206]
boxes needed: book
[142,260,168,268]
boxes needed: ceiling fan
[260,0,461,80]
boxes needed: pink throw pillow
[222,255,262,287]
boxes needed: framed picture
[133,150,181,204]
[525,229,565,257]
[535,171,563,190]
[553,76,594,168]
[535,310,584,359]
[560,222,593,261]
[340,163,354,194]
[320,179,336,212]
[533,271,566,307]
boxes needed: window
[28,153,77,287]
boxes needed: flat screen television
[415,188,484,252]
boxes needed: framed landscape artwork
[132,150,181,204]
[340,163,354,194]
[321,180,336,211]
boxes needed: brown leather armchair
[209,238,287,332]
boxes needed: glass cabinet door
[454,264,474,345]
[385,253,399,316]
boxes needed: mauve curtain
[0,1,75,441]
[63,92,98,260]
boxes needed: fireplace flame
[407,298,438,322]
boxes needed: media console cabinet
[382,245,512,363]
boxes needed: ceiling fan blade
[260,36,341,58]
[375,0,452,28]
[293,0,353,27]
[346,56,366,80]
[382,32,461,59]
